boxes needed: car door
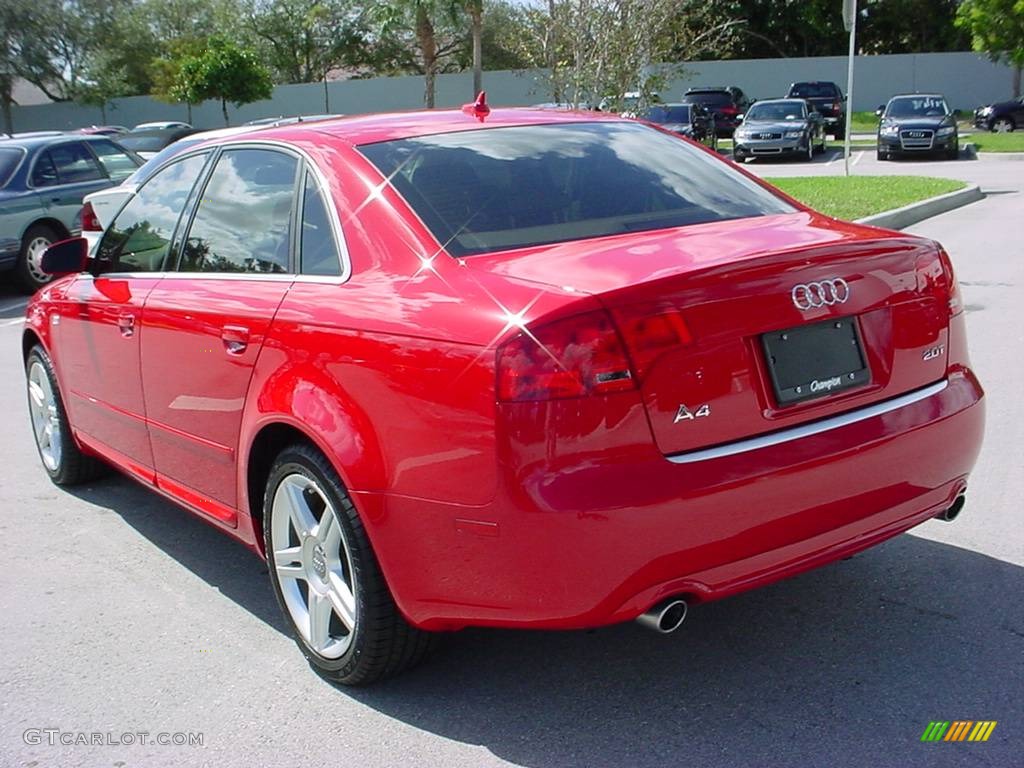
[140,146,300,520]
[53,152,212,481]
[31,141,112,233]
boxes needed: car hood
[984,98,1022,111]
[882,116,952,130]
[740,120,808,132]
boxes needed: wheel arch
[22,217,72,243]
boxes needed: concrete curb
[855,184,984,230]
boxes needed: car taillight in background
[80,201,101,232]
[719,105,739,116]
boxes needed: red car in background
[23,105,984,685]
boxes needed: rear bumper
[362,370,984,631]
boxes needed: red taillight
[496,310,636,401]
[81,201,101,232]
[719,105,738,116]
[917,246,962,317]
[614,308,693,380]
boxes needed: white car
[81,125,261,252]
[131,121,192,131]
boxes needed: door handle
[221,325,250,355]
[117,313,135,338]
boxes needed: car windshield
[682,91,731,107]
[359,122,793,257]
[0,147,24,187]
[790,83,837,98]
[886,97,949,118]
[746,102,806,121]
[645,106,691,123]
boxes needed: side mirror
[952,108,962,117]
[736,114,744,121]
[41,237,88,277]
[875,106,885,117]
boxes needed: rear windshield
[682,91,731,107]
[125,137,204,185]
[789,83,838,98]
[359,122,793,257]
[645,106,691,123]
[0,147,24,187]
[118,135,173,153]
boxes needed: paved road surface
[0,153,1020,768]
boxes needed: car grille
[753,132,782,140]
[900,129,934,150]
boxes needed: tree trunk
[187,102,193,124]
[470,2,483,97]
[1014,65,1022,99]
[100,103,107,123]
[547,0,560,102]
[416,4,437,108]
[222,97,230,126]
[0,74,14,135]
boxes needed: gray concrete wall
[9,51,1016,132]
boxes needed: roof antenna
[462,91,490,121]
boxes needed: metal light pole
[843,0,857,177]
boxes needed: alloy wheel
[993,118,1014,133]
[25,236,53,286]
[270,473,357,659]
[27,360,61,471]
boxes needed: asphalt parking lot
[1,153,1021,768]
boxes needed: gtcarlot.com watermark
[23,728,204,747]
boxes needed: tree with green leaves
[374,1,465,107]
[175,37,274,125]
[149,37,210,123]
[957,0,1024,97]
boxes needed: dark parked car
[732,98,826,162]
[973,95,1024,133]
[680,86,751,137]
[876,94,959,161]
[116,127,197,159]
[642,103,717,149]
[787,81,845,136]
[0,135,141,291]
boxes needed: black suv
[974,96,1024,133]
[680,86,751,137]
[876,94,959,161]
[642,103,717,149]
[786,81,846,137]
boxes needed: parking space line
[1,318,25,327]
[0,300,28,314]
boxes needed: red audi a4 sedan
[23,105,984,684]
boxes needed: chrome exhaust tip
[636,598,688,634]
[937,493,966,522]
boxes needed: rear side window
[31,152,59,187]
[47,142,104,183]
[97,153,209,272]
[0,147,24,187]
[89,139,140,182]
[179,148,298,274]
[359,122,793,257]
[299,172,342,277]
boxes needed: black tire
[263,442,437,685]
[25,345,106,485]
[804,139,814,161]
[16,224,60,294]
[945,142,959,161]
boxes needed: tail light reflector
[917,246,962,316]
[496,310,635,401]
[81,201,101,232]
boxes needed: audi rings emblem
[791,278,851,310]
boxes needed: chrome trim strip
[666,380,948,465]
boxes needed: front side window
[89,139,141,182]
[299,172,342,277]
[47,142,104,184]
[359,122,793,257]
[96,152,209,272]
[179,148,298,274]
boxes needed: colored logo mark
[921,721,997,742]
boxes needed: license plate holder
[761,317,870,406]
